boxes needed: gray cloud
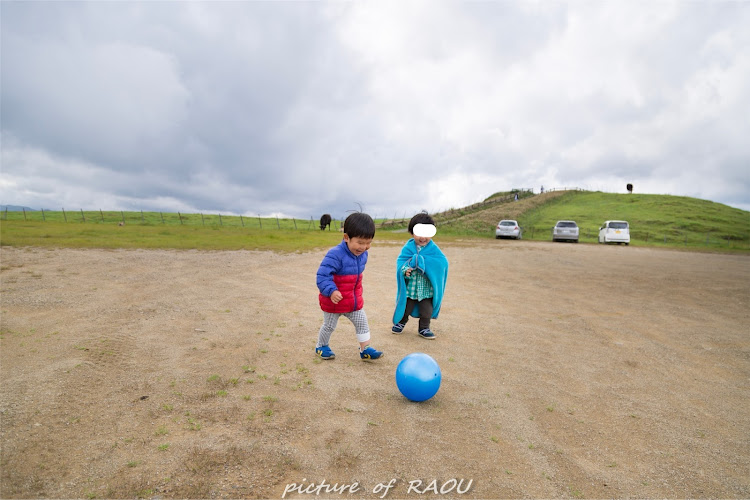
[2,1,749,218]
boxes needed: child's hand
[330,290,343,304]
[405,268,413,277]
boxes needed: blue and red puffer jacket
[317,240,367,313]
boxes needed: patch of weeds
[242,365,256,373]
[528,443,535,449]
[262,395,278,402]
[569,487,583,498]
[273,376,281,385]
[127,460,140,468]
[607,462,617,468]
[216,390,228,397]
[547,405,555,412]
[505,470,513,475]
[207,374,221,383]
[248,412,256,421]
[344,407,353,413]
[158,443,170,451]
[367,421,379,426]
[242,395,251,401]
[162,404,173,412]
[155,426,169,436]
[491,436,500,443]
[257,374,268,380]
[296,364,309,374]
[228,378,239,385]
[260,349,268,354]
[185,417,201,431]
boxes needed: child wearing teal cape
[392,213,449,340]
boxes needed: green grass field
[514,191,749,249]
[1,191,748,251]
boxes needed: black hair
[407,211,435,235]
[343,212,376,239]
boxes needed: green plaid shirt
[401,263,434,301]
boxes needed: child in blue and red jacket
[315,212,383,361]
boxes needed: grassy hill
[430,190,749,250]
[1,190,748,251]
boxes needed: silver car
[495,220,522,239]
[552,220,579,243]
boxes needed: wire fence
[0,208,417,231]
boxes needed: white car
[598,220,630,245]
[552,220,579,243]
[496,220,522,239]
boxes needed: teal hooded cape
[392,239,449,323]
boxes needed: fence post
[201,213,205,226]
[80,209,85,222]
[23,208,27,221]
[258,215,262,229]
[100,209,105,222]
[141,211,145,223]
[178,212,183,225]
[293,218,297,230]
[160,212,165,224]
[63,208,67,222]
[240,215,244,227]
[276,216,280,229]
[121,211,125,224]
[41,208,46,222]
[219,214,223,226]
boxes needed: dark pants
[400,298,434,331]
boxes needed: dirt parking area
[1,241,748,499]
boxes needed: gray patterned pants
[317,309,371,347]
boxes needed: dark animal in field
[627,183,633,193]
[320,214,332,231]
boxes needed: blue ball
[395,353,441,402]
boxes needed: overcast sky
[2,1,749,219]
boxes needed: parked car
[552,220,579,243]
[496,220,522,239]
[598,220,630,244]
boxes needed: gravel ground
[1,242,749,499]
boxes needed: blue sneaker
[315,345,335,360]
[418,329,436,340]
[392,323,405,334]
[360,346,383,360]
